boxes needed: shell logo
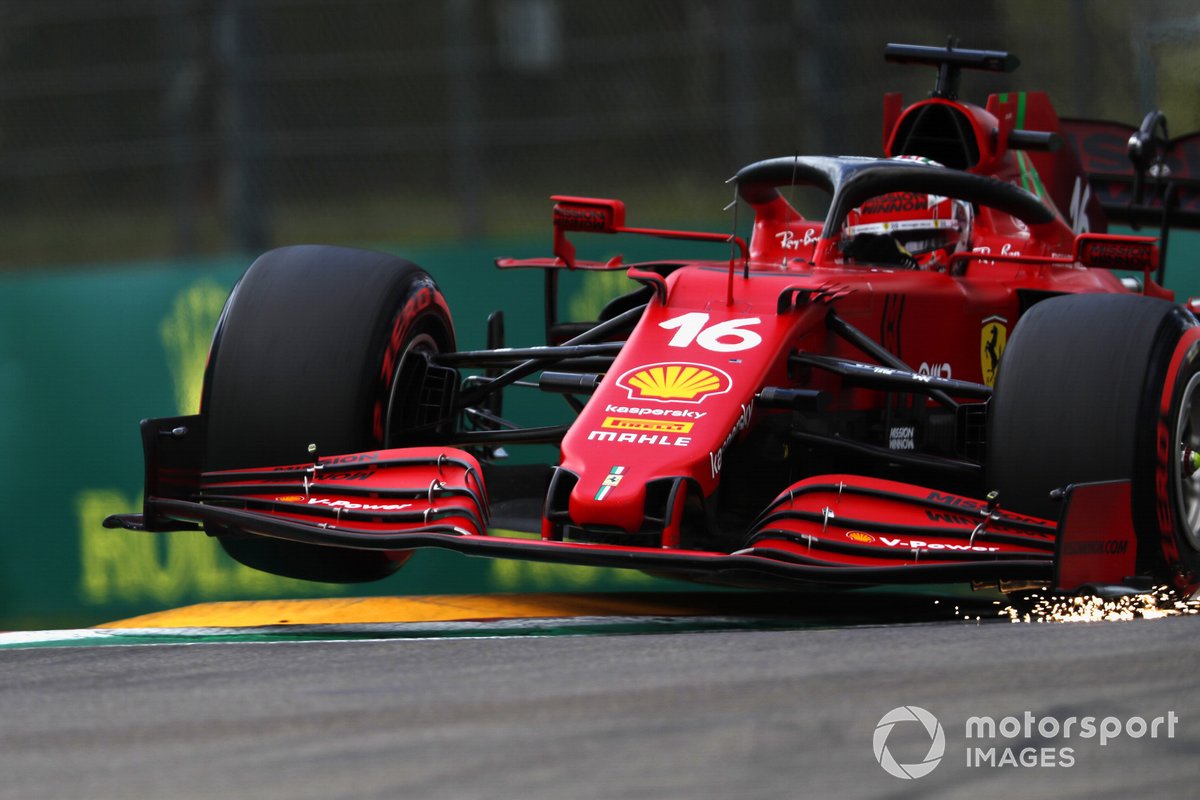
[846,531,876,544]
[615,362,732,404]
[276,495,307,503]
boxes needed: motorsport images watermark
[873,706,1180,778]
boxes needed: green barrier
[3,231,1199,628]
[0,236,728,628]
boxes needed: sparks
[1000,586,1200,624]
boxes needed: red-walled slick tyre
[988,293,1200,594]
[204,245,455,583]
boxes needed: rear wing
[1060,114,1200,230]
[880,43,1200,284]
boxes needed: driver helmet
[842,173,973,270]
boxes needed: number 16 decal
[659,312,762,352]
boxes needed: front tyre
[1154,323,1200,592]
[988,293,1200,593]
[205,245,455,583]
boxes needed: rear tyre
[205,245,455,583]
[988,293,1200,590]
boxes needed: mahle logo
[873,706,946,779]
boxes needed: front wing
[105,418,1140,593]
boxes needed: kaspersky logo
[615,362,731,404]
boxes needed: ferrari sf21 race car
[109,43,1200,598]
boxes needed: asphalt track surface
[0,598,1196,800]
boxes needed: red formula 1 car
[110,43,1200,598]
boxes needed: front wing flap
[199,448,490,537]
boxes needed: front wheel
[204,245,456,583]
[1155,322,1200,592]
[988,293,1200,593]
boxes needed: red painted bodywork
[545,191,1136,540]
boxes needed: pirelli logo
[601,416,694,434]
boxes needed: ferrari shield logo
[595,466,626,501]
[980,316,1007,387]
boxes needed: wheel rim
[383,331,440,447]
[1176,371,1200,550]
